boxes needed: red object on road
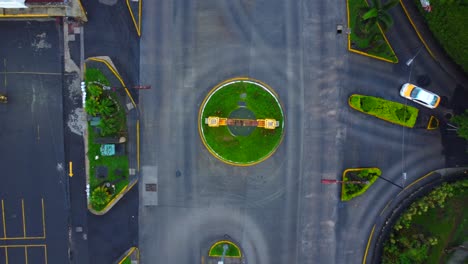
[321,179,341,184]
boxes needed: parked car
[400,83,440,109]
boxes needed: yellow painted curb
[87,57,137,108]
[77,0,88,22]
[397,171,434,196]
[426,115,439,130]
[348,94,417,128]
[208,240,242,258]
[0,14,50,18]
[362,225,376,264]
[341,168,381,201]
[84,57,139,215]
[399,0,435,59]
[126,0,142,37]
[345,0,399,64]
[197,77,285,167]
[117,247,140,264]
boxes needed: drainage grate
[145,184,157,192]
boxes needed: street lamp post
[406,46,424,66]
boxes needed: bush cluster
[85,68,126,137]
[382,179,468,264]
[349,95,419,127]
[417,0,468,73]
[342,168,381,201]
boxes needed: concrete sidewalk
[400,0,468,87]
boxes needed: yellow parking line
[42,198,46,238]
[24,246,28,264]
[4,247,8,264]
[44,244,48,264]
[22,199,26,237]
[1,200,6,238]
[0,236,44,240]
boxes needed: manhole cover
[145,184,157,192]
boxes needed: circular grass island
[199,78,284,166]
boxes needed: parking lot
[0,20,69,264]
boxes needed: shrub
[341,168,381,201]
[382,179,468,263]
[395,106,411,122]
[417,1,468,73]
[349,94,419,127]
[90,186,111,210]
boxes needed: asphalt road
[334,3,461,264]
[138,1,467,264]
[77,0,141,263]
[138,0,345,263]
[0,20,69,264]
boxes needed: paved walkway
[400,0,468,86]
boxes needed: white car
[400,83,440,109]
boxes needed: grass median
[85,68,129,212]
[347,0,398,63]
[349,94,418,128]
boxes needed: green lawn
[411,191,468,264]
[349,94,419,128]
[85,67,129,211]
[201,81,284,164]
[347,0,398,62]
[341,168,381,201]
[209,242,241,257]
[416,0,468,73]
[383,180,468,264]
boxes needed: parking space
[1,199,45,240]
[0,20,68,264]
[0,245,48,264]
[0,198,48,264]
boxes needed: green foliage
[349,95,419,127]
[98,98,116,117]
[395,106,411,122]
[85,98,100,116]
[451,109,468,140]
[87,125,129,211]
[348,0,398,62]
[90,186,111,211]
[341,168,381,201]
[361,0,399,32]
[85,68,110,86]
[382,179,468,263]
[360,96,378,112]
[87,83,103,98]
[209,242,241,257]
[201,81,284,164]
[84,68,126,137]
[417,0,468,73]
[99,116,120,136]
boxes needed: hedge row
[416,0,468,73]
[341,168,381,201]
[349,94,419,128]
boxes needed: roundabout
[198,78,285,166]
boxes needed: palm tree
[361,0,399,32]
